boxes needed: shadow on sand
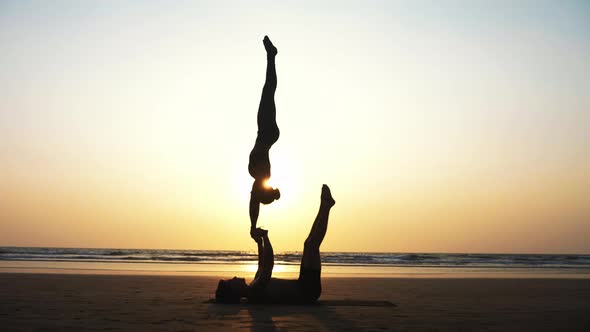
[205,299,396,331]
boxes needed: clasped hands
[250,227,268,243]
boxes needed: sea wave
[1,247,589,268]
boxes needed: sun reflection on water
[242,263,293,275]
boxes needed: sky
[1,0,589,253]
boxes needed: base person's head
[215,277,248,303]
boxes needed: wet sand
[1,273,589,331]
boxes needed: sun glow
[264,151,303,200]
[234,150,304,206]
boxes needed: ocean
[1,247,589,278]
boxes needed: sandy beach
[1,273,589,331]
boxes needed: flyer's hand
[250,227,267,243]
[250,227,263,243]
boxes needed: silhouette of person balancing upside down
[216,185,336,304]
[248,36,280,239]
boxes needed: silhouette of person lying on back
[217,185,336,304]
[248,36,281,237]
